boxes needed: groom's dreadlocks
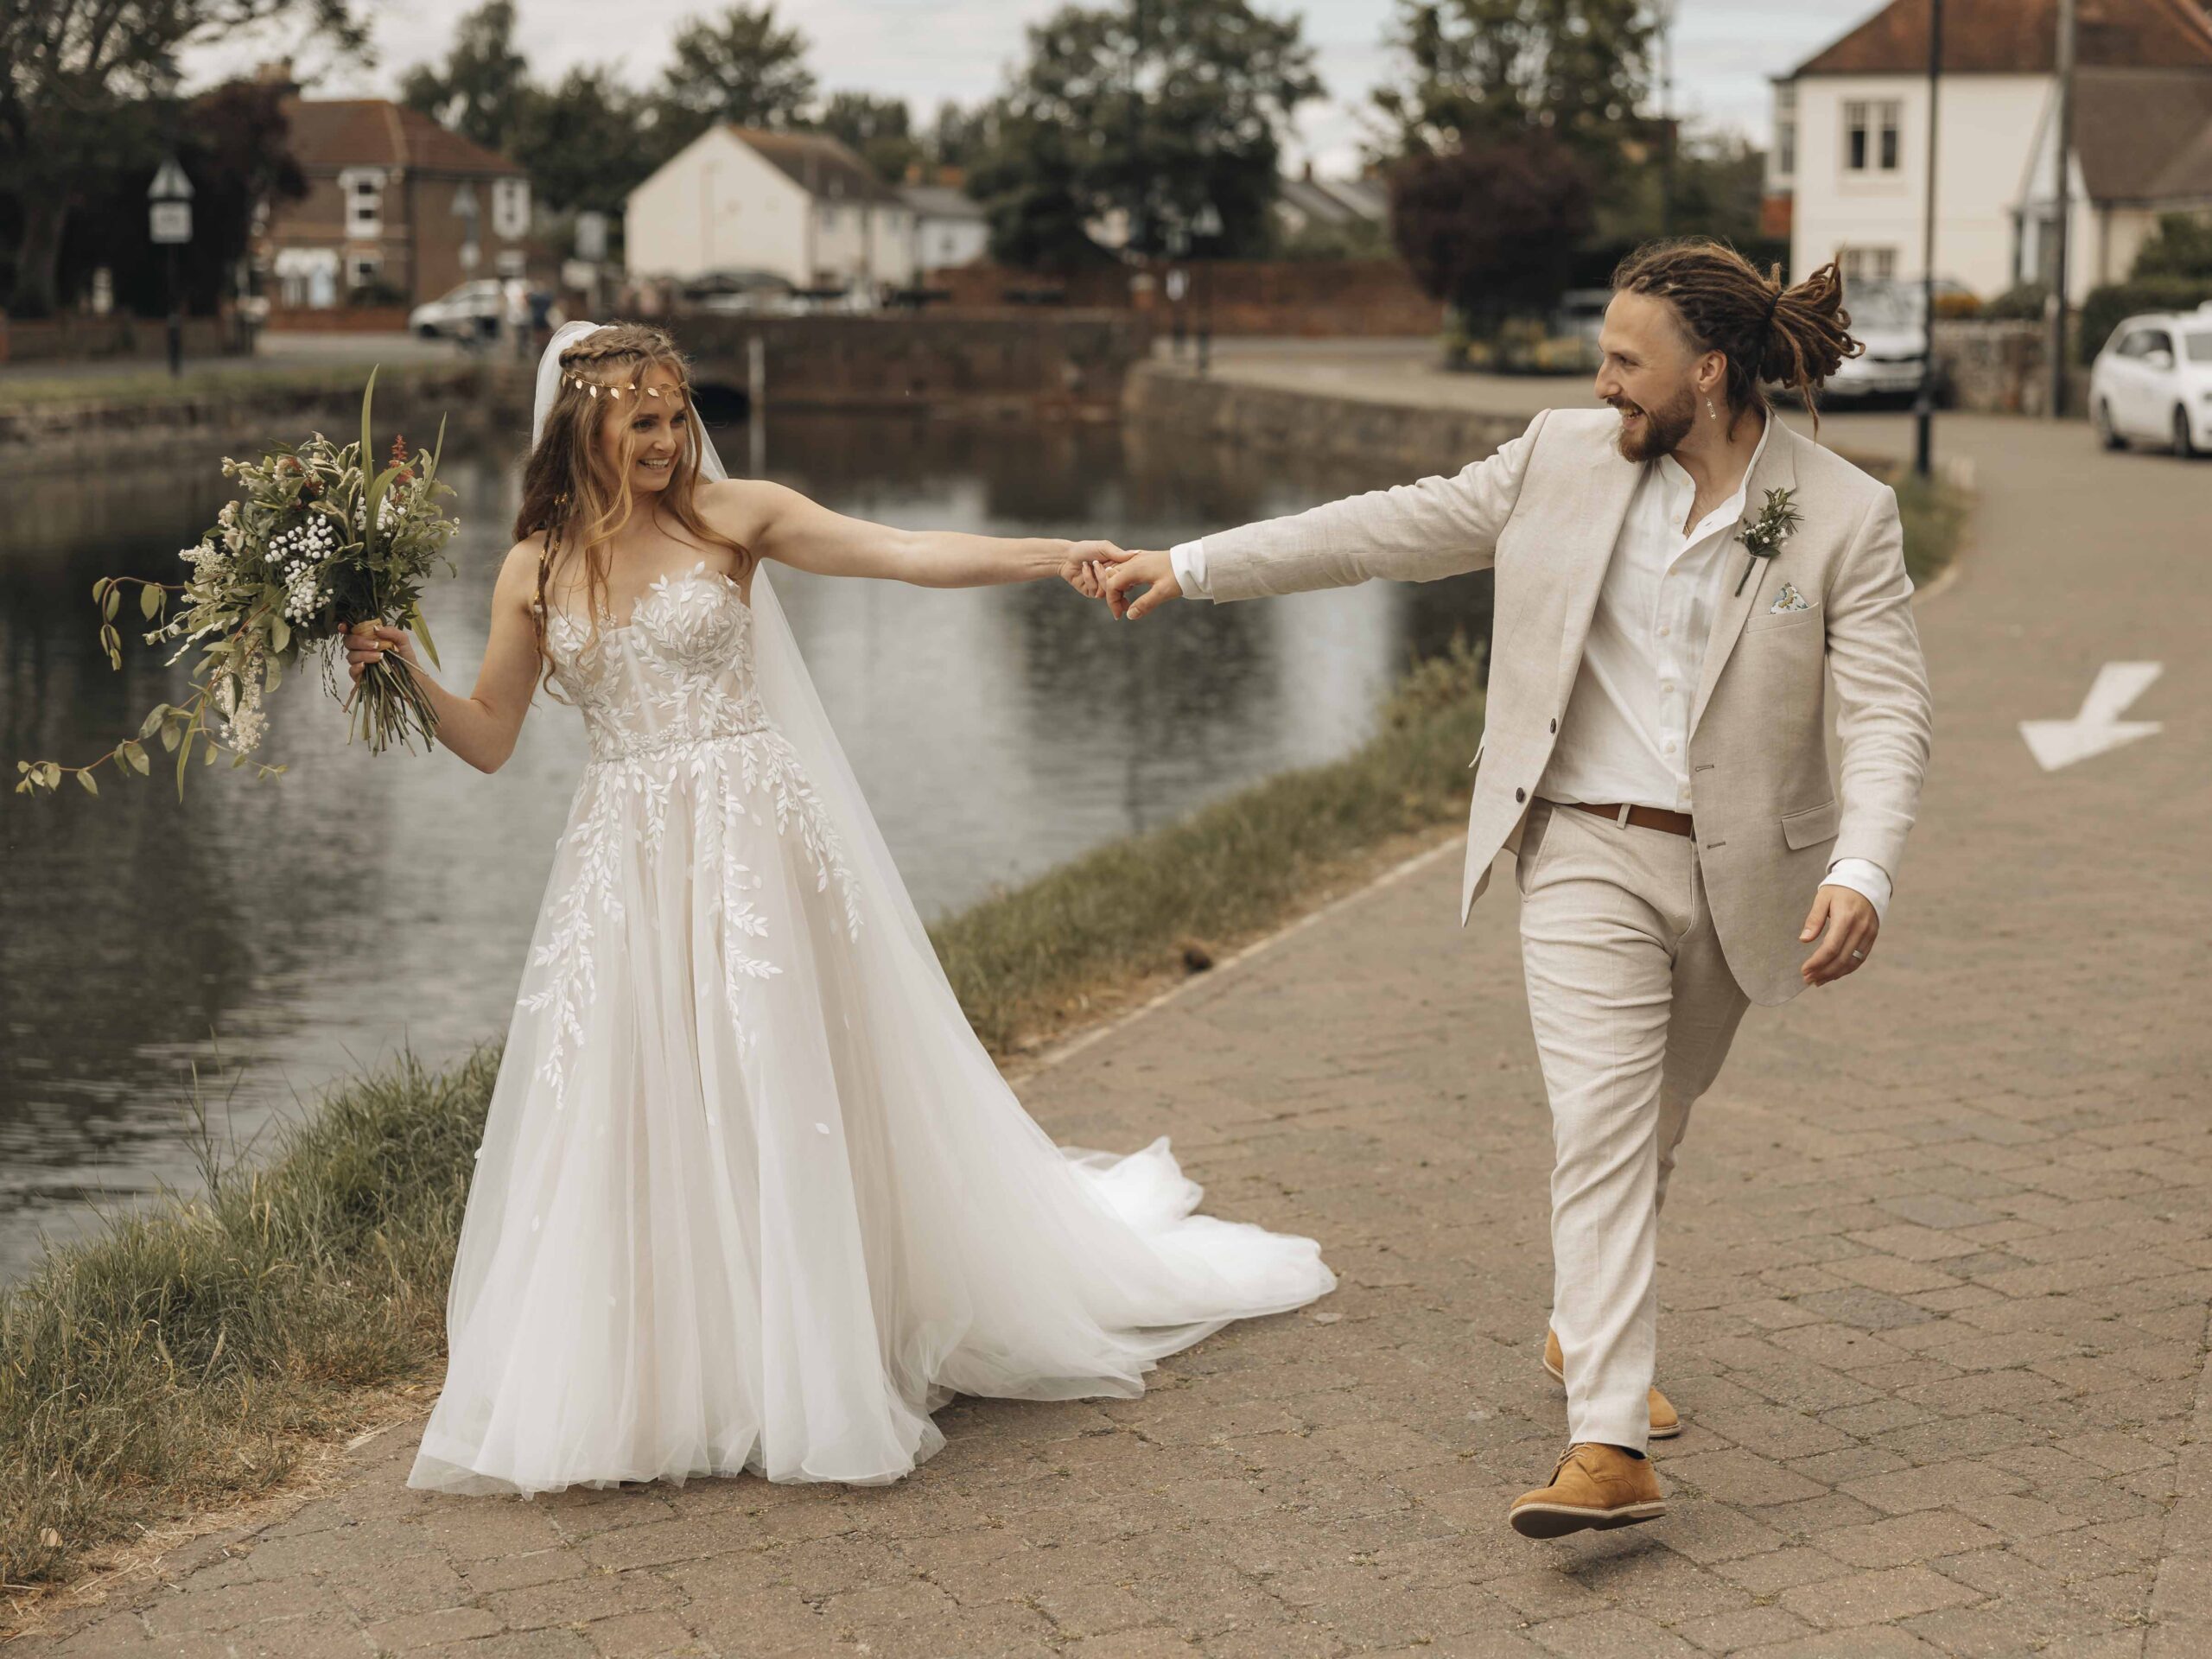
[1612,239,1863,435]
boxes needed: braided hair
[514,321,751,695]
[1611,238,1864,435]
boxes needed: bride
[344,321,1334,1496]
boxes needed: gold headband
[561,372,690,403]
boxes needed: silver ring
[1850,950,1865,961]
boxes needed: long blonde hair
[514,322,752,691]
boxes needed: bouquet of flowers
[15,372,458,798]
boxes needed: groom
[1090,238,1934,1537]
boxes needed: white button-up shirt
[1168,416,1893,920]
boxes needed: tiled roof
[728,129,905,207]
[281,99,525,176]
[1795,0,2212,76]
[2073,67,2212,197]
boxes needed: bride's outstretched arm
[341,543,547,773]
[703,479,1112,593]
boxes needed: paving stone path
[18,372,2210,1656]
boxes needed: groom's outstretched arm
[1115,410,1552,617]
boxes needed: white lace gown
[408,564,1335,1496]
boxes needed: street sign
[575,211,607,262]
[149,201,192,244]
[148,158,194,201]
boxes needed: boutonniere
[1734,486,1802,595]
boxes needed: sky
[183,0,1893,175]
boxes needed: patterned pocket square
[1768,582,1812,614]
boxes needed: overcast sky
[184,0,1891,174]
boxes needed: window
[820,205,841,232]
[1844,99,1902,175]
[1772,82,1797,182]
[1841,246,1898,283]
[347,251,382,292]
[491,178,531,240]
[2184,332,2212,364]
[340,168,384,237]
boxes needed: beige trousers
[1516,800,1751,1452]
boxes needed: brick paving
[16,377,2209,1656]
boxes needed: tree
[399,0,531,155]
[817,92,920,185]
[652,3,817,152]
[0,0,364,316]
[505,67,653,218]
[969,0,1322,270]
[925,101,992,175]
[1370,0,1656,160]
[2130,212,2212,281]
[1389,130,1592,330]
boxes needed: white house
[626,126,915,292]
[1768,0,2212,300]
[900,184,989,274]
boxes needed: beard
[1611,385,1697,461]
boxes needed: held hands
[1058,540,1124,600]
[1094,547,1179,620]
[1800,885,1878,988]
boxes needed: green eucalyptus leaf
[123,741,150,776]
[102,587,121,621]
[270,615,290,655]
[77,770,97,796]
[139,704,168,740]
[92,578,111,606]
[140,585,162,620]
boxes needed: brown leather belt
[1559,800,1697,839]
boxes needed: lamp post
[1913,0,1943,480]
[1191,201,1223,374]
[148,156,194,378]
[2048,0,2077,418]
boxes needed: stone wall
[0,315,240,365]
[925,261,1442,338]
[1122,360,1525,478]
[677,309,1150,416]
[1931,319,2090,418]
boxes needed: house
[901,184,989,276]
[1766,0,2212,300]
[1273,168,1390,242]
[259,79,532,311]
[625,127,915,293]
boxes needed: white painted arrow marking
[2020,661,2164,772]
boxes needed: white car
[1822,282,1957,404]
[2089,308,2212,456]
[408,278,505,340]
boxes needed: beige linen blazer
[1196,407,1934,1006]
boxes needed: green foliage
[1983,283,2050,321]
[967,0,1323,269]
[652,3,819,153]
[1389,131,1593,329]
[817,92,924,187]
[398,0,531,155]
[506,67,658,219]
[2127,211,2212,282]
[0,0,364,316]
[0,1047,498,1588]
[2078,278,2212,363]
[1371,0,1656,160]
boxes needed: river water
[0,412,1491,1280]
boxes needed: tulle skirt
[409,739,1334,1496]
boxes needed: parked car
[409,278,505,341]
[679,269,799,315]
[2089,306,2212,456]
[1821,282,1930,404]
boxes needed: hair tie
[1760,289,1783,336]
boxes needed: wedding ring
[1850,950,1865,961]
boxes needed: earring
[1706,397,1717,420]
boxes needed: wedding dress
[407,328,1334,1497]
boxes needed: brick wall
[925,260,1441,338]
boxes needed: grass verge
[1894,471,1972,588]
[1,640,1488,1604]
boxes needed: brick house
[257,92,531,315]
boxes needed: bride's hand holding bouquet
[13,371,459,799]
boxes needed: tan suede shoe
[1509,1442,1668,1538]
[1543,1328,1681,1440]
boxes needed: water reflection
[0,412,1491,1277]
